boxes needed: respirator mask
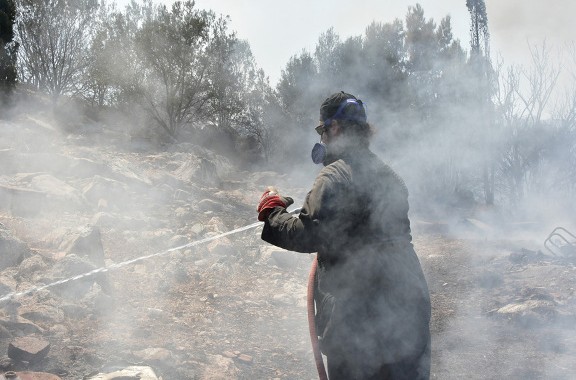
[311,141,327,165]
[311,122,329,164]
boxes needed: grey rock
[0,275,17,296]
[59,303,90,319]
[29,174,86,211]
[82,283,115,314]
[200,354,239,379]
[174,188,192,200]
[84,365,159,380]
[82,175,129,209]
[19,304,65,325]
[0,184,47,217]
[60,225,105,267]
[7,336,51,363]
[0,316,45,335]
[17,255,49,281]
[0,224,32,270]
[494,299,558,327]
[197,198,223,212]
[189,223,205,236]
[269,251,300,270]
[48,254,107,299]
[131,347,173,363]
[0,325,13,340]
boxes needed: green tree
[404,6,466,125]
[0,0,17,94]
[15,0,98,101]
[205,19,254,137]
[467,0,496,204]
[405,4,437,72]
[314,28,364,92]
[240,68,282,162]
[361,20,407,107]
[331,35,364,91]
[134,0,215,138]
[275,51,319,160]
[314,28,340,85]
[276,50,318,130]
[84,1,146,107]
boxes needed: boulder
[84,366,159,380]
[29,174,85,209]
[90,212,151,230]
[18,304,65,325]
[198,199,223,212]
[0,316,45,335]
[200,354,239,380]
[7,336,50,363]
[0,372,61,380]
[0,224,32,271]
[174,153,230,187]
[60,225,105,267]
[495,299,558,326]
[48,254,104,299]
[131,347,174,364]
[17,255,49,282]
[0,275,17,296]
[81,283,115,314]
[207,239,235,256]
[1,173,87,215]
[82,175,129,209]
[0,185,47,217]
[0,325,13,340]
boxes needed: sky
[181,0,576,85]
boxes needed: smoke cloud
[1,1,576,379]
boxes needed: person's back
[257,91,431,379]
[314,147,412,266]
[313,146,431,379]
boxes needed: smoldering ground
[1,1,576,379]
[0,95,317,378]
[2,80,576,380]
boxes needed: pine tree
[467,0,495,204]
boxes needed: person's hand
[257,186,294,221]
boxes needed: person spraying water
[257,91,431,380]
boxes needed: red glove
[257,187,294,221]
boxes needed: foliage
[0,0,17,94]
[15,0,98,100]
[82,2,140,107]
[130,1,214,138]
[466,0,489,54]
[6,0,576,213]
[493,42,571,207]
[239,68,282,162]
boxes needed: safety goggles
[315,124,327,135]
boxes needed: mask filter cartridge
[311,142,327,164]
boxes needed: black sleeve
[261,169,337,253]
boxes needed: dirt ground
[1,113,576,379]
[2,207,576,379]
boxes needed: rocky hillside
[0,109,576,379]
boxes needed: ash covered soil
[1,112,576,379]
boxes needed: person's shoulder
[366,151,396,173]
[318,159,352,182]
[365,151,408,189]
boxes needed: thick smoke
[256,4,576,380]
[1,0,576,379]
